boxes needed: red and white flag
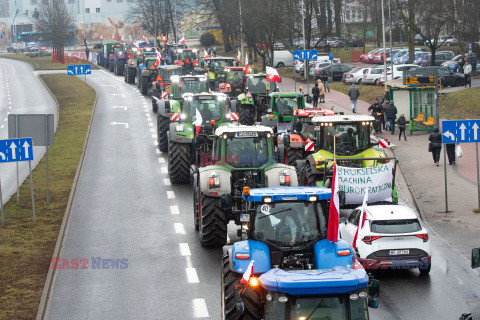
[327,163,340,242]
[162,36,167,44]
[155,48,162,66]
[245,54,249,75]
[352,192,369,250]
[204,49,210,58]
[100,35,103,42]
[112,31,116,41]
[266,66,281,82]
[194,108,203,135]
[143,36,150,45]
[179,37,185,45]
[240,260,254,284]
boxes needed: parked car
[339,204,431,274]
[26,42,40,52]
[360,48,381,63]
[307,61,334,77]
[373,49,399,64]
[311,37,327,47]
[314,64,352,81]
[273,50,294,68]
[413,52,431,66]
[369,49,395,64]
[419,66,466,86]
[343,67,371,84]
[414,34,424,45]
[431,52,455,66]
[345,36,365,47]
[378,64,419,83]
[391,48,426,64]
[327,37,344,48]
[430,35,459,46]
[362,67,385,85]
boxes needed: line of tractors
[97,40,390,320]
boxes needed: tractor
[165,92,233,184]
[136,56,159,95]
[97,41,120,69]
[236,74,278,125]
[278,108,336,167]
[221,186,380,320]
[124,46,156,84]
[152,65,184,112]
[155,75,209,152]
[111,43,131,76]
[171,48,199,72]
[195,57,239,91]
[296,114,389,188]
[192,125,298,247]
[218,67,247,98]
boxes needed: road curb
[35,79,98,320]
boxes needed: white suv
[339,204,431,274]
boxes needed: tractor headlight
[279,170,291,186]
[175,125,184,131]
[308,196,317,202]
[226,113,231,120]
[379,153,385,157]
[180,113,186,120]
[263,196,272,203]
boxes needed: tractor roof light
[243,187,250,197]
[266,133,271,138]
[309,195,318,202]
[210,120,216,126]
[223,134,228,139]
[248,277,259,287]
[242,224,249,230]
[263,196,272,203]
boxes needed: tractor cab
[218,67,246,97]
[152,65,184,99]
[197,57,239,90]
[172,48,199,71]
[165,43,186,56]
[169,75,208,99]
[245,74,277,96]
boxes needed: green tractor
[136,56,158,95]
[97,41,120,70]
[124,46,156,84]
[171,48,200,73]
[155,75,209,152]
[296,114,389,187]
[152,65,184,112]
[236,74,278,125]
[192,124,298,247]
[165,92,233,184]
[195,57,239,91]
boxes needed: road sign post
[293,50,318,94]
[0,137,35,226]
[67,64,91,102]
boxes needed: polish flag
[326,163,340,242]
[179,37,185,45]
[162,36,167,44]
[194,108,203,135]
[100,35,103,42]
[112,31,115,41]
[237,50,241,62]
[155,49,162,66]
[352,192,369,250]
[143,36,150,45]
[204,49,210,58]
[245,54,249,75]
[240,260,254,284]
[129,35,133,42]
[266,66,281,82]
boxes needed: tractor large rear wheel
[199,195,227,247]
[140,77,149,95]
[127,67,136,84]
[286,147,303,167]
[222,255,244,320]
[157,115,170,153]
[116,63,124,76]
[238,105,255,126]
[303,163,318,187]
[168,141,191,184]
[109,61,114,72]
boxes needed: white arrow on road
[473,122,479,140]
[111,106,127,110]
[23,141,30,158]
[459,123,467,140]
[443,130,455,140]
[9,142,16,159]
[110,122,129,128]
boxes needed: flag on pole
[162,36,167,44]
[266,66,281,82]
[179,37,185,45]
[112,31,115,41]
[240,260,254,284]
[155,48,162,66]
[100,35,103,42]
[327,163,340,242]
[245,54,249,75]
[352,192,369,250]
[129,35,133,42]
[204,49,210,58]
[143,36,150,45]
[194,108,203,135]
[121,34,124,41]
[237,50,241,62]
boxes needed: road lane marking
[149,122,153,127]
[185,256,193,268]
[186,268,199,283]
[170,205,179,214]
[111,106,127,110]
[161,166,168,174]
[174,223,185,234]
[164,178,171,185]
[1,125,4,129]
[110,122,129,128]
[179,243,191,256]
[152,134,157,139]
[158,158,165,163]
[167,191,176,199]
[102,84,117,87]
[193,299,209,318]
[111,94,125,97]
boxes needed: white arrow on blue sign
[67,64,91,75]
[293,50,318,61]
[0,138,34,163]
[442,120,480,143]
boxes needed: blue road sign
[328,52,333,60]
[0,138,33,163]
[293,50,318,61]
[67,64,91,76]
[442,120,480,143]
[469,43,473,51]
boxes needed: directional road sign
[293,50,318,61]
[67,64,91,76]
[0,138,33,163]
[328,52,333,60]
[442,120,480,143]
[469,43,473,52]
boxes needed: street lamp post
[388,0,394,79]
[381,0,387,89]
[239,0,244,64]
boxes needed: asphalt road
[44,67,480,319]
[0,58,57,205]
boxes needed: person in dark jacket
[385,101,397,134]
[429,126,442,166]
[347,84,360,113]
[312,83,320,107]
[446,143,456,165]
[397,113,407,141]
[320,70,330,93]
[457,57,465,74]
[369,98,383,133]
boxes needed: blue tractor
[222,186,380,320]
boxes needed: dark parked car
[345,36,365,47]
[417,66,466,87]
[432,52,455,66]
[414,34,425,46]
[314,64,352,81]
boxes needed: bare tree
[36,0,75,63]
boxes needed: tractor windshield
[253,201,327,247]
[224,136,269,167]
[297,122,321,140]
[246,76,277,94]
[171,79,205,97]
[226,71,245,86]
[321,123,370,156]
[145,60,157,70]
[275,97,301,115]
[211,59,234,69]
[188,98,223,123]
[158,68,183,83]
[177,51,197,61]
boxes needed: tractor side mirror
[472,248,480,269]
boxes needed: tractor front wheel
[238,104,255,126]
[199,195,227,247]
[157,115,170,153]
[303,163,319,187]
[140,77,149,95]
[109,61,115,72]
[168,141,191,184]
[222,255,244,320]
[116,63,124,76]
[286,147,303,167]
[127,67,136,84]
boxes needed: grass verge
[0,53,99,70]
[330,83,386,105]
[440,87,480,119]
[0,74,95,320]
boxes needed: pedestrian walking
[429,126,442,166]
[85,47,90,61]
[385,101,397,134]
[446,143,456,165]
[347,83,360,113]
[213,46,217,57]
[464,61,472,88]
[312,83,320,107]
[397,113,407,141]
[368,98,383,133]
[318,81,325,103]
[207,47,211,55]
[457,57,465,73]
[320,70,330,93]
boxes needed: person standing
[312,83,320,107]
[464,61,472,88]
[213,46,217,57]
[397,113,407,141]
[446,143,456,165]
[318,80,326,103]
[384,88,390,103]
[320,70,330,93]
[457,57,465,74]
[347,83,360,113]
[385,101,397,134]
[429,127,442,166]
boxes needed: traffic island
[0,52,99,71]
[0,74,96,320]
